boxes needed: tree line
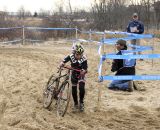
[0,0,160,31]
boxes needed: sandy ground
[0,41,160,130]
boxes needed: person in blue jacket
[127,13,144,56]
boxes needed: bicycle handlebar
[63,66,81,72]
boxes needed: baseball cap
[116,39,126,45]
[133,13,138,17]
[116,39,127,49]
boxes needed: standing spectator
[127,13,144,56]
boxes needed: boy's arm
[63,55,71,63]
[60,55,70,67]
[81,60,88,75]
[82,60,88,71]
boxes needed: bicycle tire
[57,81,71,117]
[43,75,58,109]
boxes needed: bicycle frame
[43,65,84,116]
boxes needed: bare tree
[153,1,160,29]
[39,8,51,17]
[142,0,150,30]
[91,0,127,31]
[17,6,25,19]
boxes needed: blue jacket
[127,20,144,34]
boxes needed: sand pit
[0,42,160,130]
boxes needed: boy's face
[115,43,124,51]
[75,53,82,60]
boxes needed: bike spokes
[57,81,71,117]
[43,77,57,109]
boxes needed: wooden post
[22,26,25,45]
[152,34,154,68]
[75,26,78,40]
[97,32,106,111]
[89,29,92,53]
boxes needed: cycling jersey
[62,53,88,71]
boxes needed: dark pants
[71,72,85,105]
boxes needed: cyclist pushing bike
[59,43,88,112]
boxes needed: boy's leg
[78,76,85,112]
[71,76,78,107]
[72,85,78,106]
[79,82,85,104]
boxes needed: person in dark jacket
[127,13,144,56]
[108,39,136,92]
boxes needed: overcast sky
[0,0,93,13]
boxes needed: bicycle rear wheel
[57,81,71,117]
[43,75,58,109]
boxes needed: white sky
[0,0,93,13]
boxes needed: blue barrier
[99,75,160,81]
[97,30,159,81]
[101,34,153,44]
[102,54,160,60]
[104,31,154,38]
[98,44,153,55]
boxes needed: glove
[80,69,86,75]
[59,62,64,68]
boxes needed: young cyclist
[59,43,88,112]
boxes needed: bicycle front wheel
[43,75,58,109]
[57,81,71,117]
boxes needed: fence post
[22,26,25,45]
[97,32,106,111]
[103,30,106,53]
[89,29,92,52]
[75,26,78,40]
[89,29,92,41]
[152,34,155,68]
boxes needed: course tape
[25,39,44,42]
[99,75,160,81]
[98,44,153,55]
[26,27,76,30]
[101,34,153,44]
[104,31,154,37]
[0,39,22,44]
[0,27,22,30]
[102,54,160,59]
[128,44,152,49]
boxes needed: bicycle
[43,66,81,117]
